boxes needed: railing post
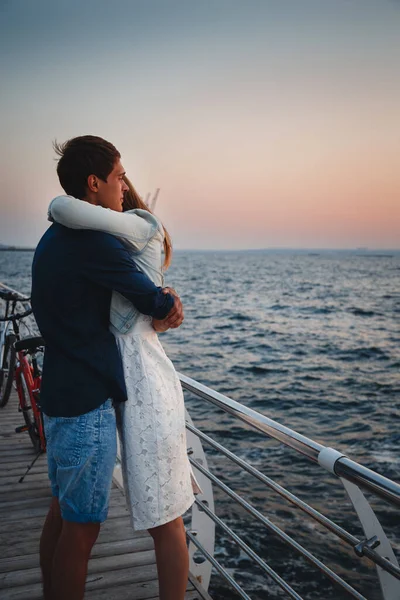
[186,409,215,591]
[318,448,400,599]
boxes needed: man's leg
[40,497,62,600]
[41,399,116,600]
[50,520,100,600]
[149,516,189,600]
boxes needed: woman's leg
[148,516,189,600]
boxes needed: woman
[48,178,200,600]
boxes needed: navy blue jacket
[31,223,174,417]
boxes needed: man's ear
[87,174,99,193]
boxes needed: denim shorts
[43,399,117,523]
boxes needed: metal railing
[180,374,400,508]
[180,373,400,600]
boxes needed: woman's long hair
[122,176,172,270]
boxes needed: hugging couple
[31,135,200,600]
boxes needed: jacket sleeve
[49,196,157,250]
[82,231,174,319]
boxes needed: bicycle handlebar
[0,307,33,322]
[0,289,30,303]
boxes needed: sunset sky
[1,0,399,249]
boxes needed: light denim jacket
[49,196,165,334]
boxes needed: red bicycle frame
[15,349,45,453]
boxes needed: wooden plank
[0,424,28,430]
[0,463,48,478]
[0,448,37,459]
[0,487,124,511]
[0,517,139,561]
[0,480,50,496]
[0,439,29,446]
[0,425,27,433]
[0,472,50,486]
[91,537,154,559]
[0,563,159,599]
[0,464,48,476]
[0,511,134,537]
[0,454,45,463]
[0,438,34,448]
[0,537,155,573]
[1,579,197,600]
[0,437,38,445]
[0,450,46,460]
[0,478,49,494]
[0,495,52,511]
[0,454,39,466]
[85,581,198,600]
[0,519,150,559]
[0,497,130,524]
[0,549,157,588]
[0,486,51,503]
[0,457,47,471]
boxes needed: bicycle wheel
[0,334,16,408]
[19,371,41,453]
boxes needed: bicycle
[0,297,46,455]
[0,287,31,407]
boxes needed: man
[31,135,183,600]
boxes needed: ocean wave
[229,313,254,322]
[230,365,290,375]
[348,307,378,317]
[334,347,390,361]
[269,303,290,311]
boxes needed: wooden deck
[0,391,212,600]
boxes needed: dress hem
[130,493,196,532]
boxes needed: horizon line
[1,245,399,254]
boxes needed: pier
[0,390,211,600]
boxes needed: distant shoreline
[0,247,36,252]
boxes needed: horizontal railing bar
[180,373,400,507]
[195,498,304,600]
[187,423,400,578]
[186,530,252,600]
[180,373,322,462]
[190,458,368,600]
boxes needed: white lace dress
[115,313,198,529]
[49,196,199,530]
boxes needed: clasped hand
[152,287,184,333]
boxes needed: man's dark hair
[54,135,121,199]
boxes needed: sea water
[1,249,399,599]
